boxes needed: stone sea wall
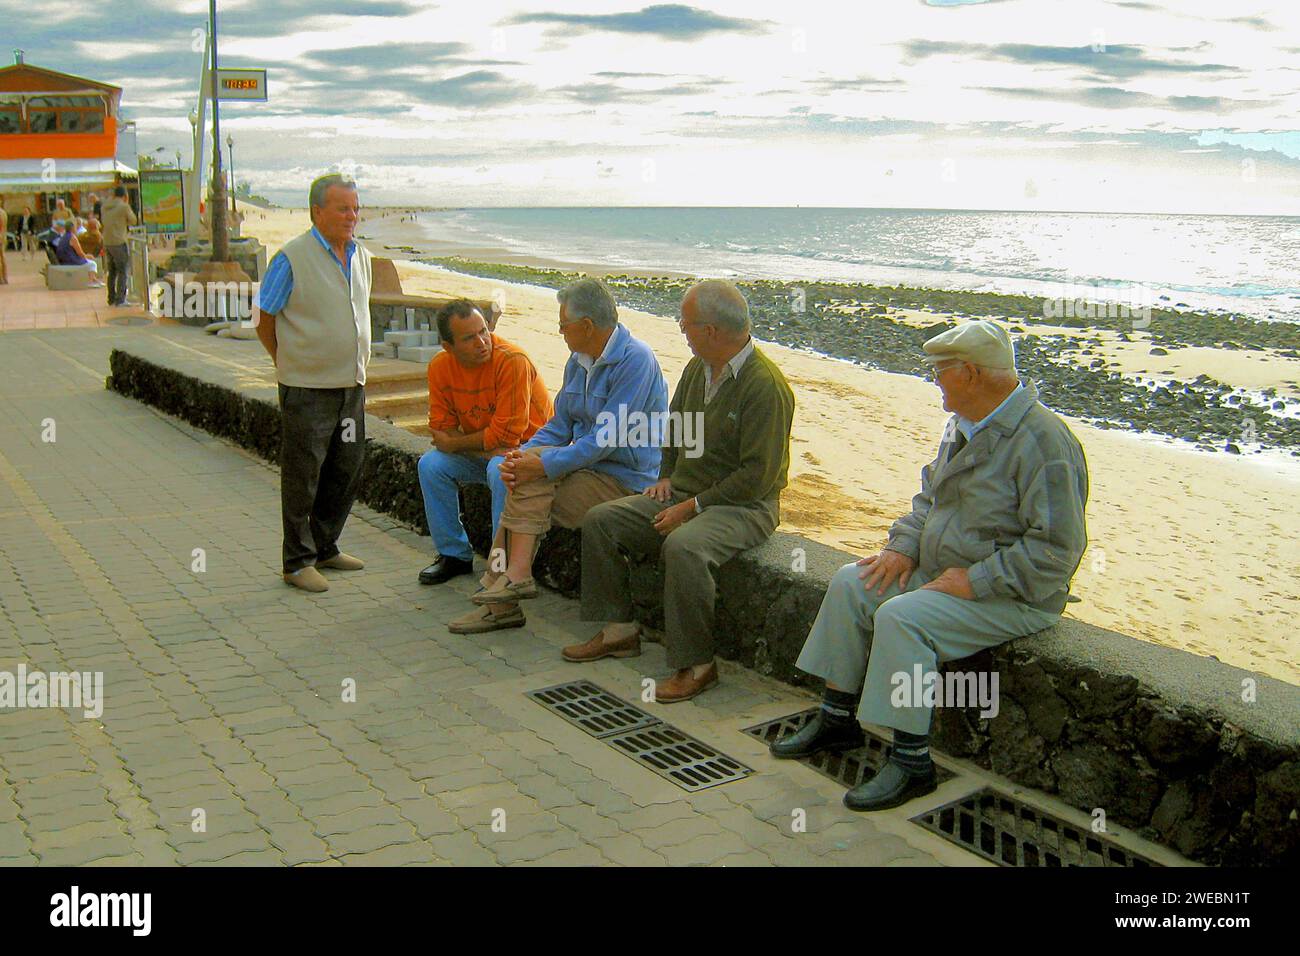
[107,343,1299,866]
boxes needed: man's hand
[430,429,462,454]
[921,567,976,600]
[500,449,547,491]
[651,499,695,536]
[857,549,918,596]
[643,478,673,503]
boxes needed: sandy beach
[242,204,1300,686]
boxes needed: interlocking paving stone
[174,830,273,865]
[340,842,438,866]
[326,822,420,856]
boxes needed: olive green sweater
[659,345,795,517]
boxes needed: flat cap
[922,319,1016,370]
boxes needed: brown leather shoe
[319,552,364,571]
[653,663,718,703]
[283,566,329,592]
[562,629,641,662]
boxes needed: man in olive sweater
[567,280,795,702]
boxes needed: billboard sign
[139,170,186,234]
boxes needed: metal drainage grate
[529,681,752,792]
[743,708,954,790]
[911,788,1162,868]
[607,724,752,792]
[528,679,659,738]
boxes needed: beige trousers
[499,446,633,535]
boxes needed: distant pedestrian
[100,186,137,307]
[254,173,374,593]
[18,206,37,258]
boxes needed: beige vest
[276,230,372,388]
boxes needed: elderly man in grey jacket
[773,320,1089,811]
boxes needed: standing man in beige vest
[255,174,373,592]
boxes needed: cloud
[218,0,425,37]
[305,42,470,67]
[404,70,534,107]
[804,75,906,94]
[550,77,720,104]
[900,41,1241,80]
[977,85,1274,113]
[505,4,770,40]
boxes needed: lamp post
[207,0,229,262]
[227,133,236,216]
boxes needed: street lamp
[226,133,236,216]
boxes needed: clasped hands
[498,448,547,491]
[857,550,974,600]
[643,478,694,536]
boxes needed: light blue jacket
[885,381,1090,614]
[522,323,668,492]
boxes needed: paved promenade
[0,325,985,867]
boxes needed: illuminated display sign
[215,69,268,101]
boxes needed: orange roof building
[1,55,137,223]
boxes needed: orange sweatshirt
[426,334,552,451]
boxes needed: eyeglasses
[678,317,714,332]
[927,361,964,382]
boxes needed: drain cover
[743,708,954,789]
[911,788,1162,867]
[527,679,659,738]
[529,681,751,792]
[607,724,752,792]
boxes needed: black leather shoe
[843,761,937,812]
[770,710,865,759]
[418,556,473,585]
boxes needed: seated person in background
[54,222,104,286]
[79,217,104,260]
[417,299,552,587]
[771,320,1089,812]
[569,280,795,703]
[452,278,668,635]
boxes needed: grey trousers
[105,243,129,304]
[278,384,366,573]
[581,491,776,670]
[795,561,1059,735]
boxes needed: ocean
[410,207,1300,323]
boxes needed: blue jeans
[416,449,507,562]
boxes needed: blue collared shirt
[256,226,355,315]
[956,382,1024,441]
[522,323,668,491]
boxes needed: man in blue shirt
[254,173,373,594]
[448,278,668,635]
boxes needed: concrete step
[366,392,429,419]
[365,360,428,397]
[396,345,440,364]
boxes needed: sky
[5,0,1299,213]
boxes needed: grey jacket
[885,381,1089,615]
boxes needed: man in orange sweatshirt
[416,299,552,585]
